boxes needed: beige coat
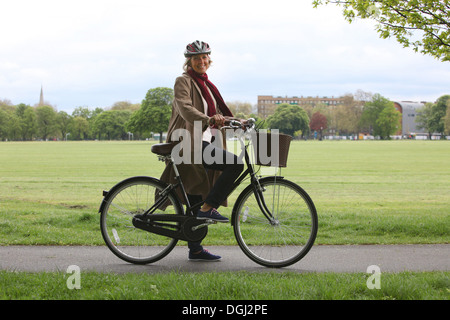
[159,72,231,205]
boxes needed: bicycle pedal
[191,219,216,231]
[195,217,218,224]
[199,219,217,225]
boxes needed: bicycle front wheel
[100,176,183,264]
[232,177,318,268]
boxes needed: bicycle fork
[251,176,279,226]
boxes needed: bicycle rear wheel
[232,177,318,268]
[100,176,183,264]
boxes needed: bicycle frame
[141,126,278,226]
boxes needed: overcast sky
[1,0,449,113]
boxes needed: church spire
[39,85,44,106]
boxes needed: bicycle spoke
[109,201,134,216]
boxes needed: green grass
[1,270,448,300]
[0,140,449,301]
[0,140,448,245]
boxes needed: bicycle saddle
[151,141,180,156]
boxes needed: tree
[36,105,57,140]
[360,93,393,137]
[313,0,450,61]
[335,95,363,135]
[227,101,253,117]
[0,109,10,140]
[127,87,173,142]
[444,99,450,135]
[8,114,21,141]
[57,111,73,140]
[15,104,37,140]
[267,104,310,137]
[70,106,104,140]
[431,95,450,137]
[417,95,450,138]
[111,100,141,112]
[416,102,435,139]
[0,105,21,141]
[71,116,89,140]
[92,110,131,140]
[72,106,93,119]
[310,111,328,139]
[375,104,402,139]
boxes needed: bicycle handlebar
[226,120,243,128]
[210,118,255,130]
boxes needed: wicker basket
[251,131,292,167]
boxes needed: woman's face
[191,54,210,74]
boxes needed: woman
[160,40,244,261]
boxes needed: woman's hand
[209,114,225,127]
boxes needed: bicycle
[99,119,318,268]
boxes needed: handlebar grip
[209,118,240,127]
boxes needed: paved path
[0,244,448,274]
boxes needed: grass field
[1,270,448,300]
[0,140,448,300]
[0,140,448,245]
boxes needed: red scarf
[187,68,233,118]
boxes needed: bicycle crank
[132,214,209,242]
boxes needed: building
[257,95,346,118]
[393,101,427,137]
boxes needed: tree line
[1,88,449,141]
[0,100,135,141]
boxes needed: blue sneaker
[189,249,222,261]
[197,208,229,223]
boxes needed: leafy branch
[313,0,450,61]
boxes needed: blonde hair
[183,55,213,71]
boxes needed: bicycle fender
[230,175,284,224]
[98,176,171,214]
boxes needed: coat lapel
[185,72,208,115]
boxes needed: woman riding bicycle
[159,40,245,261]
[100,46,318,266]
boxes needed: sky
[1,0,449,113]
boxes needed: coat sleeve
[173,76,210,129]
